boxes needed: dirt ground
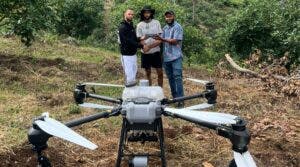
[0,52,299,167]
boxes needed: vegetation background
[0,0,299,166]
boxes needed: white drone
[28,78,257,167]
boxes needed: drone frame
[28,81,254,167]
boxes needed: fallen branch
[225,54,262,77]
[224,54,290,81]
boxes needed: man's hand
[153,35,162,41]
[143,45,150,53]
[140,35,146,40]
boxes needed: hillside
[0,37,299,166]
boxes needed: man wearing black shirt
[118,9,148,87]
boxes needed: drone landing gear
[116,118,166,167]
[229,159,237,167]
[28,125,52,167]
[37,150,51,167]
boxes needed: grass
[0,36,122,153]
[0,36,299,167]
[0,37,118,63]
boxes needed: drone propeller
[83,82,124,88]
[185,102,214,110]
[35,114,97,150]
[164,107,238,124]
[79,102,114,110]
[233,151,257,167]
[186,78,211,85]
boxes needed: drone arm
[74,83,121,104]
[162,89,217,105]
[163,111,218,130]
[65,106,122,127]
[65,111,110,127]
[165,111,250,153]
[87,93,122,104]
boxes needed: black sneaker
[177,102,185,108]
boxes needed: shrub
[56,0,104,39]
[223,0,299,65]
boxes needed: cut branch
[225,54,291,81]
[225,54,262,77]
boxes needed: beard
[167,19,175,26]
[143,16,151,22]
[125,17,133,22]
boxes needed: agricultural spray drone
[28,79,257,167]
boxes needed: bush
[222,0,299,65]
[0,0,56,46]
[56,0,104,39]
[183,26,208,65]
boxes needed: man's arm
[154,25,183,45]
[119,25,143,48]
[158,38,178,45]
[154,34,179,45]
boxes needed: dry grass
[0,37,299,167]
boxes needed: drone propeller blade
[165,107,237,124]
[186,78,210,85]
[79,102,114,110]
[83,82,124,88]
[35,117,97,150]
[233,151,257,167]
[242,151,257,167]
[185,103,214,110]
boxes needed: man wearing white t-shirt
[137,6,163,87]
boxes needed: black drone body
[28,79,256,167]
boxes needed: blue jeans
[163,57,184,98]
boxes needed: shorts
[141,52,163,69]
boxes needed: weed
[68,104,81,114]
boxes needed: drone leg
[116,118,127,167]
[37,150,52,167]
[158,118,167,167]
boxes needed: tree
[0,0,56,46]
[56,0,104,39]
[223,0,299,66]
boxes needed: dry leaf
[202,161,214,167]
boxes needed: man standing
[118,9,148,87]
[136,6,163,87]
[155,10,184,107]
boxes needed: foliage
[177,0,242,36]
[222,0,300,65]
[183,26,208,65]
[0,0,56,46]
[56,0,104,39]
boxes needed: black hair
[140,11,154,21]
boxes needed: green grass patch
[68,104,81,114]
